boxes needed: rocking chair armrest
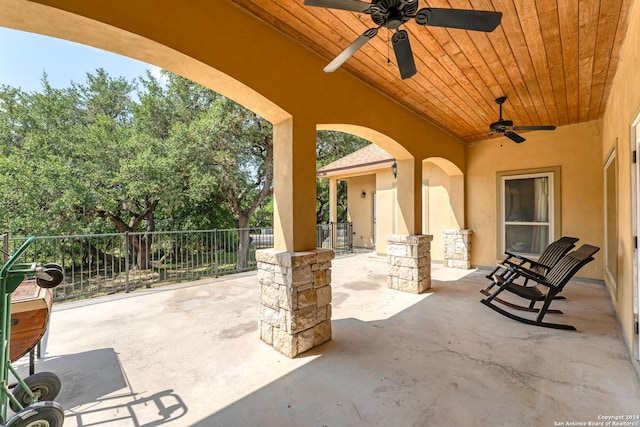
[508,264,547,282]
[502,258,526,269]
[503,254,550,273]
[502,251,528,267]
[524,258,545,268]
[503,251,523,261]
[519,258,550,272]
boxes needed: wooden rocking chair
[480,236,579,310]
[480,244,599,330]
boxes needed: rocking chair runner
[480,244,600,330]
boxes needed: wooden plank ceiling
[231,0,632,144]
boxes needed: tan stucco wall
[334,160,464,258]
[346,175,376,248]
[601,0,640,352]
[467,121,604,280]
[423,162,463,261]
[375,170,398,255]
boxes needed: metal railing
[316,222,353,254]
[4,224,352,302]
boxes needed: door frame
[631,112,640,361]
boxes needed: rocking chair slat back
[537,237,579,269]
[544,244,600,289]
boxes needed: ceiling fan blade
[512,125,557,131]
[324,28,378,73]
[415,8,502,32]
[505,131,526,143]
[392,30,417,80]
[304,0,373,13]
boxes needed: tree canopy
[0,68,368,240]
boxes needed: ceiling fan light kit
[304,0,503,79]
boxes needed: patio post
[271,116,317,252]
[256,249,334,357]
[387,158,433,293]
[329,177,338,249]
[257,116,335,357]
[394,158,422,235]
[387,234,433,293]
[443,229,472,269]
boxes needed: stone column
[256,248,335,358]
[443,229,472,269]
[386,234,433,294]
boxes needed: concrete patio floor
[15,252,640,426]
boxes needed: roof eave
[316,159,396,178]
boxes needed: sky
[0,27,161,92]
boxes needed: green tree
[0,71,182,268]
[138,71,236,232]
[184,91,273,271]
[0,69,277,272]
[72,69,181,269]
[0,77,86,236]
[133,72,274,270]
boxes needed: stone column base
[386,234,433,294]
[443,229,472,269]
[256,248,335,358]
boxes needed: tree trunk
[128,233,150,270]
[94,201,158,271]
[236,215,252,273]
[137,236,150,270]
[137,211,155,271]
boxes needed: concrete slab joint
[386,234,433,294]
[443,229,472,269]
[256,248,335,358]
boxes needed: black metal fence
[5,224,352,302]
[316,222,353,254]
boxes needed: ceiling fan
[489,96,556,143]
[304,0,503,79]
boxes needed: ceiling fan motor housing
[490,119,514,133]
[370,0,418,28]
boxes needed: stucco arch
[315,124,411,251]
[0,0,319,250]
[422,157,465,261]
[316,124,426,237]
[0,0,290,124]
[424,157,464,177]
[1,0,466,165]
[316,124,412,160]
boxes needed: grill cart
[0,236,65,427]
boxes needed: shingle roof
[317,144,394,176]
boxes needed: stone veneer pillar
[443,229,472,269]
[256,248,335,358]
[386,234,433,294]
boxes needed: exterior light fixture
[391,161,397,179]
[361,190,366,198]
